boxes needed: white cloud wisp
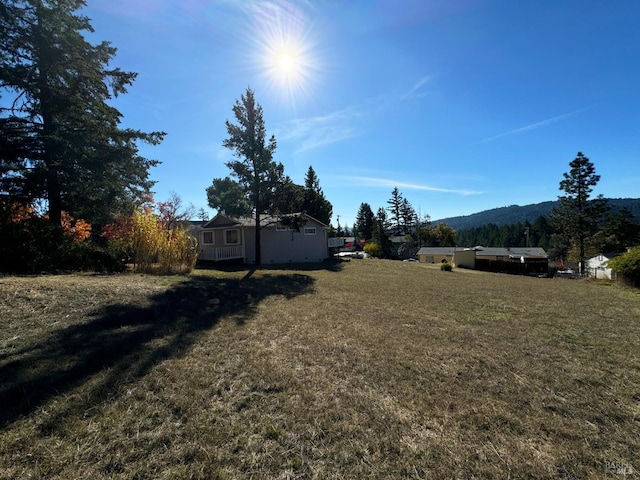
[343,176,482,195]
[479,108,589,143]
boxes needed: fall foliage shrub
[364,242,383,258]
[102,209,197,274]
[158,227,198,274]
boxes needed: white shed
[585,253,620,280]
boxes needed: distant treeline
[436,198,640,231]
[454,201,640,261]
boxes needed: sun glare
[247,2,319,104]
[276,51,297,73]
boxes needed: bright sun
[248,2,319,103]
[276,51,297,74]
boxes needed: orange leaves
[2,201,91,243]
[60,212,92,243]
[6,202,35,223]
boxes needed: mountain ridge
[434,198,640,231]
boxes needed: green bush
[0,217,62,272]
[607,247,640,287]
[364,242,383,258]
[440,262,453,272]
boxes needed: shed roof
[417,246,548,258]
[474,247,548,258]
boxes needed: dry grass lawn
[1,259,639,479]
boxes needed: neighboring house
[474,246,548,275]
[417,246,549,275]
[194,213,329,265]
[340,237,364,252]
[585,253,621,280]
[417,247,475,268]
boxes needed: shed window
[304,227,316,235]
[202,231,214,244]
[225,229,240,245]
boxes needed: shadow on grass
[0,272,315,429]
[196,257,347,274]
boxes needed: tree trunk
[254,209,261,266]
[46,162,63,226]
[35,6,62,227]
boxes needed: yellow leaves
[107,210,198,274]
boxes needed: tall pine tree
[214,87,283,266]
[302,166,332,225]
[0,0,164,226]
[551,152,608,274]
[373,207,392,257]
[355,202,375,240]
[386,187,404,235]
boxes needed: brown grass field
[1,259,639,479]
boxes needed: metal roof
[417,246,548,258]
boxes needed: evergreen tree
[354,202,375,240]
[304,165,320,191]
[272,176,305,215]
[551,152,608,274]
[597,207,639,252]
[206,177,252,216]
[400,197,416,236]
[336,217,343,237]
[531,215,552,249]
[0,0,164,226]
[386,187,404,235]
[373,207,392,257]
[301,166,332,225]
[212,87,283,265]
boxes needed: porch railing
[199,245,243,262]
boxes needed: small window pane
[225,229,239,244]
[203,231,213,244]
[304,227,316,235]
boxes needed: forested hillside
[450,199,640,260]
[435,198,640,231]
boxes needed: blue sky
[84,0,640,227]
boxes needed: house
[417,247,476,268]
[340,237,364,252]
[474,247,548,275]
[585,253,621,280]
[194,213,329,265]
[417,246,549,275]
